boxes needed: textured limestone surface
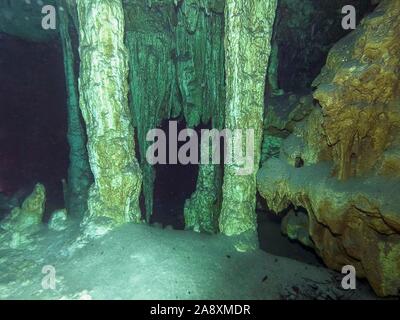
[219,0,277,249]
[258,159,400,297]
[312,0,400,181]
[124,0,179,222]
[258,0,400,296]
[76,0,142,226]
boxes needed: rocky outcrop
[1,183,46,231]
[258,0,400,296]
[0,183,46,248]
[258,157,400,296]
[219,0,278,251]
[312,0,400,181]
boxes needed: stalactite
[124,1,225,224]
[76,0,142,226]
[175,0,225,128]
[125,0,180,222]
[219,0,278,251]
[58,0,91,217]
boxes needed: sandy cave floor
[0,221,378,300]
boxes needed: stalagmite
[1,183,46,232]
[219,0,278,250]
[58,0,91,217]
[76,0,142,226]
[184,158,222,234]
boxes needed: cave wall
[0,1,275,239]
[262,0,379,177]
[258,0,400,296]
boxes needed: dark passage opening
[0,34,69,219]
[152,118,200,230]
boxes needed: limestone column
[76,0,142,225]
[219,0,278,250]
[58,0,91,217]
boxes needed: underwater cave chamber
[0,0,379,256]
[1,0,399,299]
